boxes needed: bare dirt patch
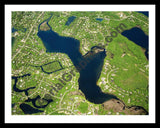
[102,98,148,115]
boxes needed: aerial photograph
[11,11,149,115]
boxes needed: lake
[37,15,119,104]
[96,18,103,22]
[65,16,76,26]
[121,27,149,60]
[137,11,149,17]
[78,46,118,103]
[12,74,53,114]
[20,103,44,114]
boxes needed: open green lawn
[42,61,63,73]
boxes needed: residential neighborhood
[12,11,148,115]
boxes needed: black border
[2,3,158,127]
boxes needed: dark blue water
[12,37,15,47]
[25,95,53,108]
[78,47,118,103]
[137,11,149,17]
[12,27,27,33]
[37,16,83,67]
[37,15,119,104]
[12,103,15,108]
[20,103,44,114]
[12,74,36,96]
[65,16,76,26]
[37,30,83,67]
[12,27,18,33]
[12,74,53,114]
[121,27,149,60]
[96,18,103,22]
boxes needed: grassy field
[42,61,63,73]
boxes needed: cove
[20,103,44,114]
[137,11,149,17]
[37,15,119,104]
[121,27,149,60]
[12,74,53,114]
[12,74,36,96]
